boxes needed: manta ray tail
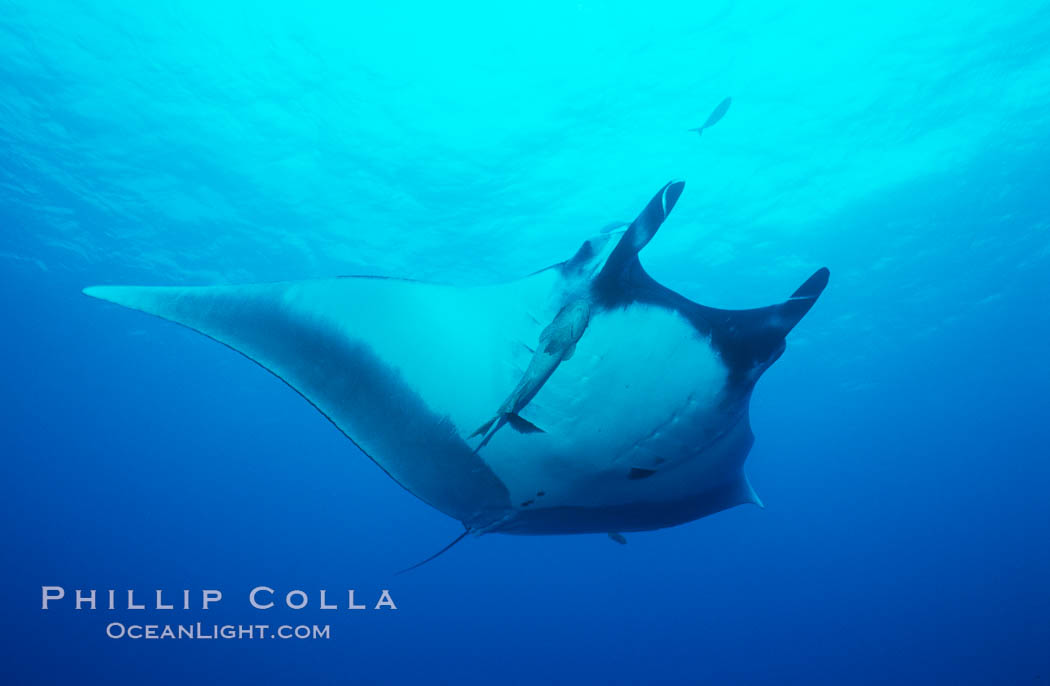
[394,529,472,575]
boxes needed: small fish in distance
[689,96,732,136]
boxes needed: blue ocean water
[2,1,1049,683]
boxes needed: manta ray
[85,181,828,564]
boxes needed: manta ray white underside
[85,181,829,541]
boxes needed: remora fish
[471,297,591,450]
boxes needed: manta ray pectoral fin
[725,472,764,509]
[740,473,764,509]
[82,281,514,527]
[608,532,627,544]
[692,471,765,519]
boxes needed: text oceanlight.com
[105,623,331,640]
[41,586,398,640]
